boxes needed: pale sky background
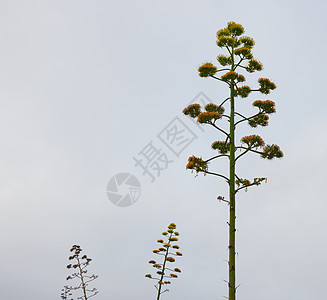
[0,0,326,299]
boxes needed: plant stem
[77,256,88,300]
[229,50,236,300]
[156,232,173,300]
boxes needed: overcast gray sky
[0,0,326,299]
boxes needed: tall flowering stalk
[62,245,98,300]
[183,22,283,300]
[145,223,182,300]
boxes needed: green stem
[156,232,173,300]
[229,48,236,300]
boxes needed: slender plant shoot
[63,245,98,300]
[145,223,182,300]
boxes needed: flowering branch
[62,245,98,300]
[182,21,284,300]
[145,223,182,300]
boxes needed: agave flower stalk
[183,22,283,300]
[63,245,98,300]
[145,223,182,300]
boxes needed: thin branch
[204,170,230,183]
[218,197,230,204]
[209,122,231,139]
[218,97,230,108]
[235,181,260,193]
[234,112,262,126]
[233,81,239,90]
[235,146,264,156]
[210,75,224,82]
[233,57,244,71]
[234,112,247,119]
[210,75,231,87]
[224,135,230,144]
[216,68,231,72]
[225,46,232,57]
[238,65,247,70]
[234,147,251,162]
[234,173,242,182]
[205,154,229,163]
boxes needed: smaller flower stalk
[60,286,72,300]
[62,245,98,300]
[145,223,182,300]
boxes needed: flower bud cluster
[241,135,265,148]
[248,114,269,127]
[216,22,244,48]
[236,177,267,190]
[239,36,255,48]
[63,245,98,300]
[197,111,222,124]
[261,144,283,159]
[217,35,240,48]
[198,62,218,77]
[227,22,245,36]
[217,54,232,66]
[205,103,225,114]
[183,103,225,125]
[235,86,252,98]
[146,223,183,292]
[236,178,251,187]
[258,78,276,94]
[183,104,201,118]
[221,71,245,83]
[252,100,276,114]
[211,141,231,154]
[246,59,263,73]
[186,156,208,173]
[234,47,253,59]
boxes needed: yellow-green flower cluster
[236,178,251,187]
[216,28,230,38]
[239,36,255,48]
[186,156,208,173]
[146,223,183,291]
[248,114,269,127]
[197,111,222,124]
[252,100,276,114]
[241,135,265,148]
[217,35,240,48]
[216,22,245,48]
[258,78,276,94]
[217,54,232,66]
[261,144,283,159]
[169,237,178,242]
[183,104,201,118]
[246,59,263,73]
[236,86,252,98]
[221,71,245,83]
[198,62,218,77]
[227,22,245,36]
[234,47,253,59]
[253,177,267,185]
[211,141,231,154]
[205,103,225,114]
